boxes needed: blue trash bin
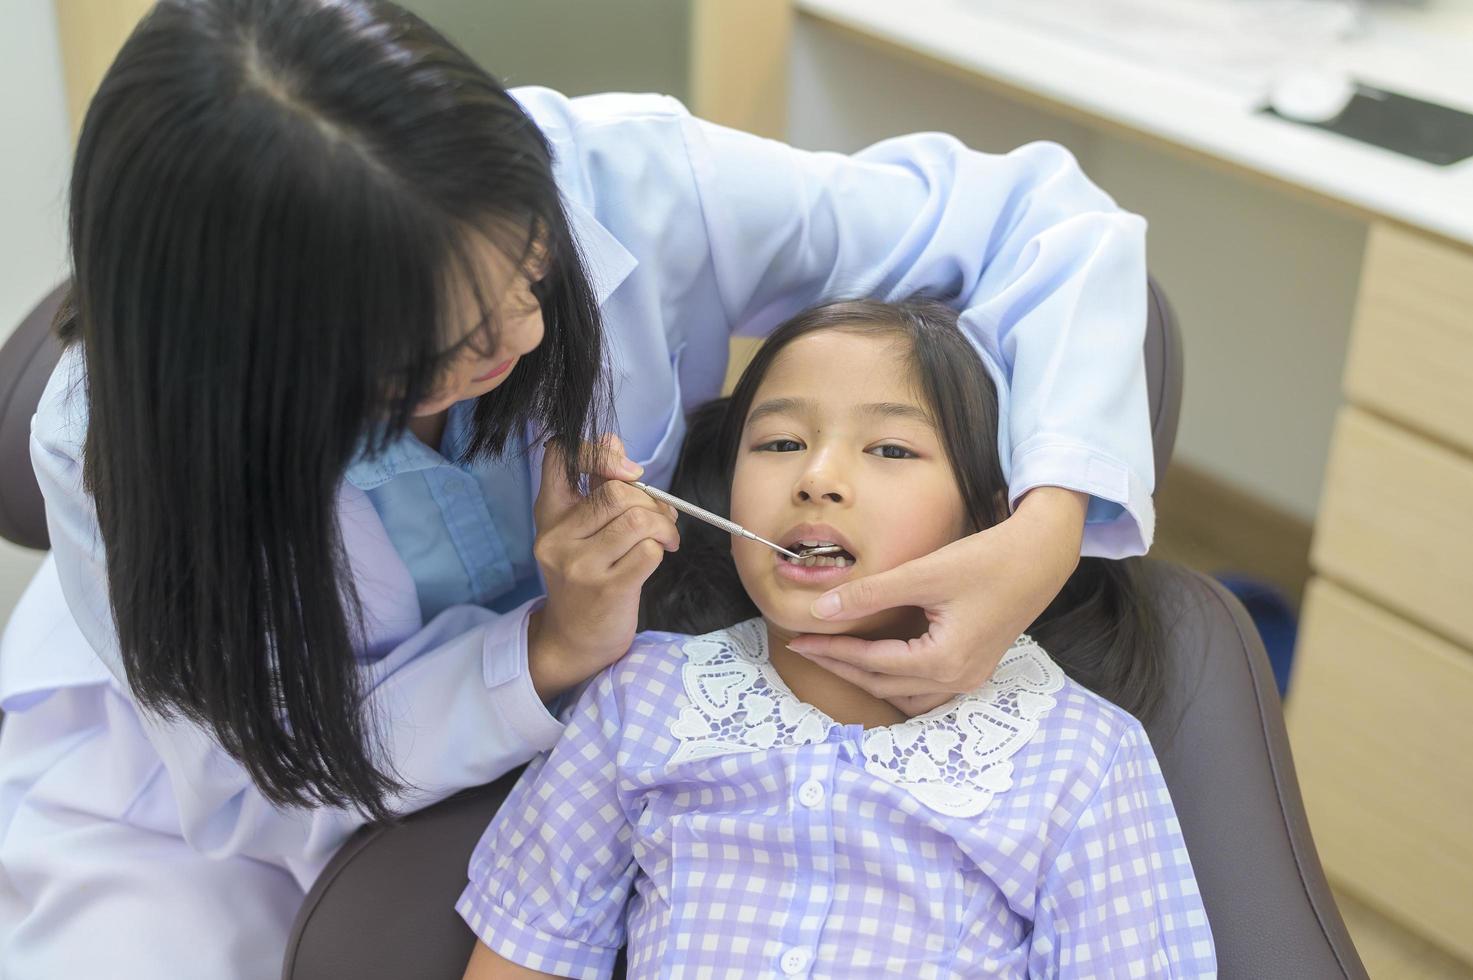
[1212,574,1299,698]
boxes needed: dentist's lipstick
[473,358,515,383]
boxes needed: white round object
[1269,68,1356,124]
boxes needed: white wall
[788,20,1366,521]
[2,1,70,342]
[0,0,70,615]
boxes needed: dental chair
[0,280,1367,979]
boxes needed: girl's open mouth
[783,538,856,567]
[773,536,858,585]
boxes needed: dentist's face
[729,327,972,640]
[413,231,550,417]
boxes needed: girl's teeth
[786,555,852,568]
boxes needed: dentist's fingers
[795,651,960,701]
[535,434,652,525]
[534,437,586,527]
[556,476,678,542]
[785,632,926,677]
[581,433,644,487]
[798,555,945,624]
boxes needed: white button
[780,946,811,975]
[797,779,825,807]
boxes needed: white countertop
[796,0,1473,247]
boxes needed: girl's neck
[763,620,915,729]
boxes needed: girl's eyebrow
[746,397,808,427]
[861,401,934,426]
[746,397,933,428]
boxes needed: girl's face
[413,233,550,417]
[730,327,973,640]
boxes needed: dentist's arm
[679,119,1151,557]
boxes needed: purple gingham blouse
[457,619,1216,978]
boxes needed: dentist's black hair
[61,0,608,818]
[640,299,1167,723]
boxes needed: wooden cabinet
[1288,223,1473,966]
[1344,225,1473,459]
[1313,406,1473,648]
[1290,578,1473,962]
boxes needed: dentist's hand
[785,487,1087,715]
[527,435,679,704]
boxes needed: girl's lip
[473,359,515,383]
[772,552,858,586]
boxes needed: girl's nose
[794,457,850,505]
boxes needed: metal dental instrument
[631,482,846,561]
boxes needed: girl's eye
[869,444,917,460]
[755,439,804,453]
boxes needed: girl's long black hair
[63,0,607,818]
[640,300,1167,723]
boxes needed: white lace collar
[667,619,1066,818]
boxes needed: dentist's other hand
[786,487,1087,715]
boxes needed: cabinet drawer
[1344,224,1473,457]
[1287,578,1473,963]
[1312,407,1473,649]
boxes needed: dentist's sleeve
[680,117,1153,557]
[30,411,563,879]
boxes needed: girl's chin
[758,600,911,641]
[748,595,830,634]
[768,615,847,637]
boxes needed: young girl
[456,298,1215,978]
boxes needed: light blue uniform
[0,88,1151,977]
